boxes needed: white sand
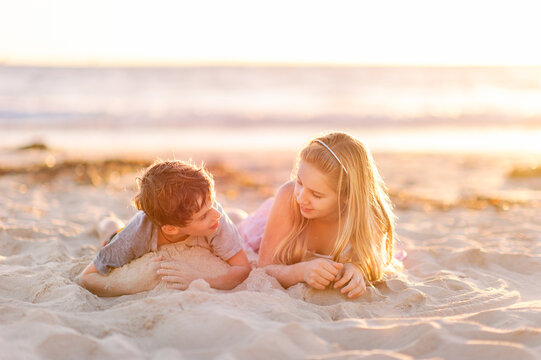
[1,151,541,359]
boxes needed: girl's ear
[161,224,180,235]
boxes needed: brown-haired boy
[79,160,251,296]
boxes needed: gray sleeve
[208,203,244,261]
[93,211,154,274]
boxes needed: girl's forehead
[297,161,334,193]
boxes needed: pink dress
[237,197,274,253]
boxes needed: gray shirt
[93,202,243,274]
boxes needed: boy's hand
[137,255,163,290]
[302,259,343,290]
[333,263,366,299]
[158,262,198,290]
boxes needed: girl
[240,131,398,299]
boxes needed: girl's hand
[158,262,198,290]
[333,263,366,299]
[302,259,343,290]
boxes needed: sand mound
[101,243,231,294]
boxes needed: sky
[1,0,541,66]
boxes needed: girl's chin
[300,210,317,218]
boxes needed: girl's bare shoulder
[273,181,295,211]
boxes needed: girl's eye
[313,193,321,199]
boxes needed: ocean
[1,66,541,154]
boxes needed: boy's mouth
[209,220,220,230]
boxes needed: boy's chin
[199,227,219,237]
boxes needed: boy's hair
[133,160,214,227]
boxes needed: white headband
[313,139,348,175]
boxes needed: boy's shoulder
[123,210,154,234]
[94,210,157,274]
[208,201,237,240]
[109,211,157,248]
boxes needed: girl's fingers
[315,267,338,282]
[320,261,341,276]
[340,276,360,293]
[309,280,326,290]
[347,287,364,299]
[310,275,330,289]
[334,266,346,281]
[334,270,353,288]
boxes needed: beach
[3,0,541,354]
[1,144,540,360]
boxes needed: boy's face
[177,195,222,237]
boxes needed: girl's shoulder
[276,180,295,199]
[269,181,295,219]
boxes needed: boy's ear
[161,224,180,235]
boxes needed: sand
[1,148,541,359]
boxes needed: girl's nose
[296,188,308,205]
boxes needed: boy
[79,160,251,296]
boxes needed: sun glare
[1,0,541,66]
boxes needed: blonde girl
[249,131,396,298]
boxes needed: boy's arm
[79,262,127,297]
[204,250,251,290]
[159,249,251,290]
[79,259,161,297]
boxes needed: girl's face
[294,160,340,220]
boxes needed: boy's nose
[211,208,221,221]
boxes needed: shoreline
[3,124,541,156]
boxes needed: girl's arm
[159,250,252,290]
[262,262,305,288]
[257,181,295,267]
[257,182,343,288]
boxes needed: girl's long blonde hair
[273,132,396,283]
